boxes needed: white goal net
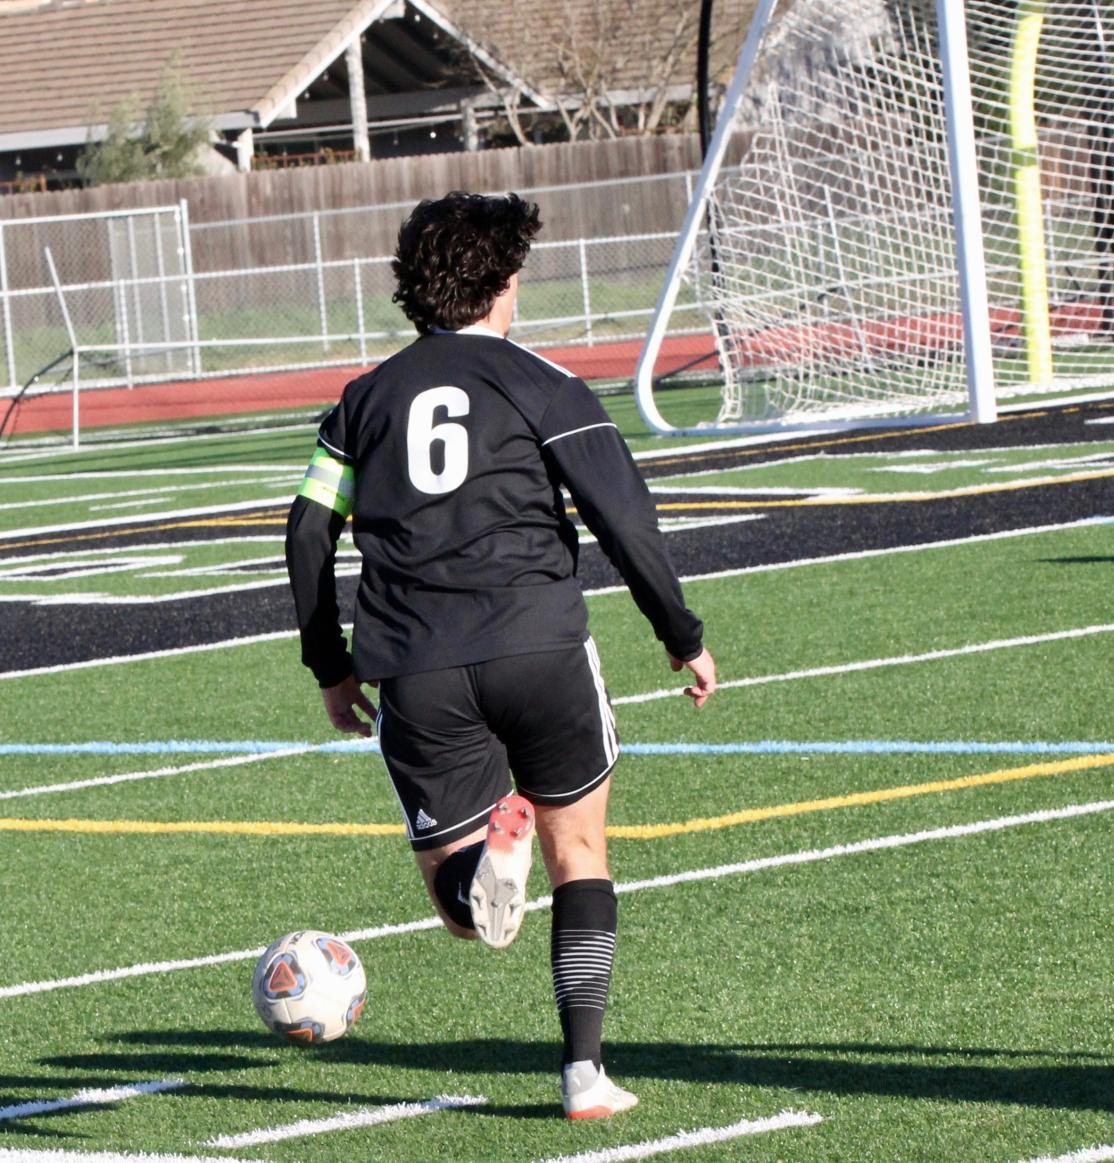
[638,0,1114,433]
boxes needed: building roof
[0,0,510,150]
[0,0,750,153]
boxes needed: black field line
[0,403,1111,672]
[0,505,1107,675]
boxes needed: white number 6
[407,386,470,495]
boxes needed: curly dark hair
[391,191,542,333]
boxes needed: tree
[460,0,746,144]
[77,57,209,186]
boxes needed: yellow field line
[608,751,1114,838]
[3,752,1113,839]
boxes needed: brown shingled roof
[0,0,753,149]
[0,0,393,141]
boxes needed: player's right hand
[669,647,717,708]
[321,675,378,736]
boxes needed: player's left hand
[321,675,378,736]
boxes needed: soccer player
[285,191,716,1119]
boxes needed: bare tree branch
[451,0,749,143]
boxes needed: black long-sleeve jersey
[285,327,704,686]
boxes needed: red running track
[7,336,718,437]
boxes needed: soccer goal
[637,0,1114,435]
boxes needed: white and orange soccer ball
[251,930,367,1044]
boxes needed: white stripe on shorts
[584,636,619,771]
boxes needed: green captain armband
[297,447,355,518]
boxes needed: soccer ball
[251,930,367,1044]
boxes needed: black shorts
[376,638,619,851]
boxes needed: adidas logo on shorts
[414,808,438,830]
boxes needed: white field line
[2,497,294,541]
[92,485,294,513]
[633,434,1114,466]
[631,433,830,460]
[610,798,1114,893]
[534,1109,824,1163]
[1,537,287,565]
[0,1152,253,1163]
[0,423,318,465]
[5,515,713,603]
[648,483,859,497]
[0,1079,186,1122]
[0,476,297,514]
[27,576,296,606]
[0,555,182,584]
[5,622,1111,803]
[579,513,762,546]
[612,622,1114,705]
[583,516,1114,598]
[0,629,297,680]
[0,467,305,483]
[1021,1147,1114,1163]
[0,748,314,803]
[205,1094,486,1148]
[1,515,1107,681]
[0,912,445,1000]
[1,796,1110,1002]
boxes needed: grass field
[1,391,1113,1162]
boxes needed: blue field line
[2,739,1114,757]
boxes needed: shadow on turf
[1040,555,1114,564]
[40,1031,1114,1116]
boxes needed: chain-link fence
[0,171,703,398]
[0,205,197,392]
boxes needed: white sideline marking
[0,1078,186,1122]
[1021,1146,1114,1162]
[0,748,314,802]
[613,623,1114,705]
[0,1152,252,1163]
[205,1094,486,1147]
[2,797,1111,1001]
[534,1109,823,1162]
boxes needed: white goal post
[637,0,1114,435]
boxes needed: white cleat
[561,1060,639,1119]
[469,793,535,948]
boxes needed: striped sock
[550,878,617,1068]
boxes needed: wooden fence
[0,136,705,249]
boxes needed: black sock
[431,840,484,930]
[550,878,617,1069]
